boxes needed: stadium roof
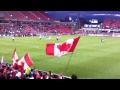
[46,11,120,22]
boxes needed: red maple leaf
[57,42,71,52]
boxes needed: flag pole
[63,36,80,74]
[64,52,74,74]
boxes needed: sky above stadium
[46,11,120,22]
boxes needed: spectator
[0,74,6,79]
[6,73,11,79]
[71,74,77,79]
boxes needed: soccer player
[56,36,60,42]
[101,37,104,43]
[12,36,14,41]
[46,35,49,40]
[46,35,51,40]
[39,34,42,40]
[58,36,60,41]
[56,36,59,41]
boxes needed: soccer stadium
[0,11,120,79]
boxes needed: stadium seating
[9,11,26,21]
[19,11,39,21]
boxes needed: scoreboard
[84,24,100,28]
[84,19,100,28]
[89,19,98,23]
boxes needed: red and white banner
[18,53,33,70]
[12,48,19,65]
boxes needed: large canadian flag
[18,53,33,70]
[46,36,80,57]
[12,48,19,65]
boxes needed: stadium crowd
[0,62,78,79]
[0,21,72,37]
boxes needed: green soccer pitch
[0,35,120,79]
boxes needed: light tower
[74,11,80,32]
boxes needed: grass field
[0,35,120,79]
